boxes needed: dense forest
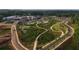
[0,9,79,16]
[0,9,79,20]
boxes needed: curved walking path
[42,21,74,50]
[51,21,74,50]
[0,20,74,50]
[10,20,74,50]
[33,23,48,50]
[42,22,66,49]
[33,21,66,50]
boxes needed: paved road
[42,22,65,49]
[52,21,74,50]
[0,20,74,50]
[42,21,74,50]
[33,22,66,50]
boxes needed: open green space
[52,22,67,33]
[38,17,59,29]
[18,25,44,49]
[37,22,67,49]
[37,30,60,49]
[17,17,64,49]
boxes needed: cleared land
[0,29,11,50]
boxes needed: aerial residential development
[0,10,79,50]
